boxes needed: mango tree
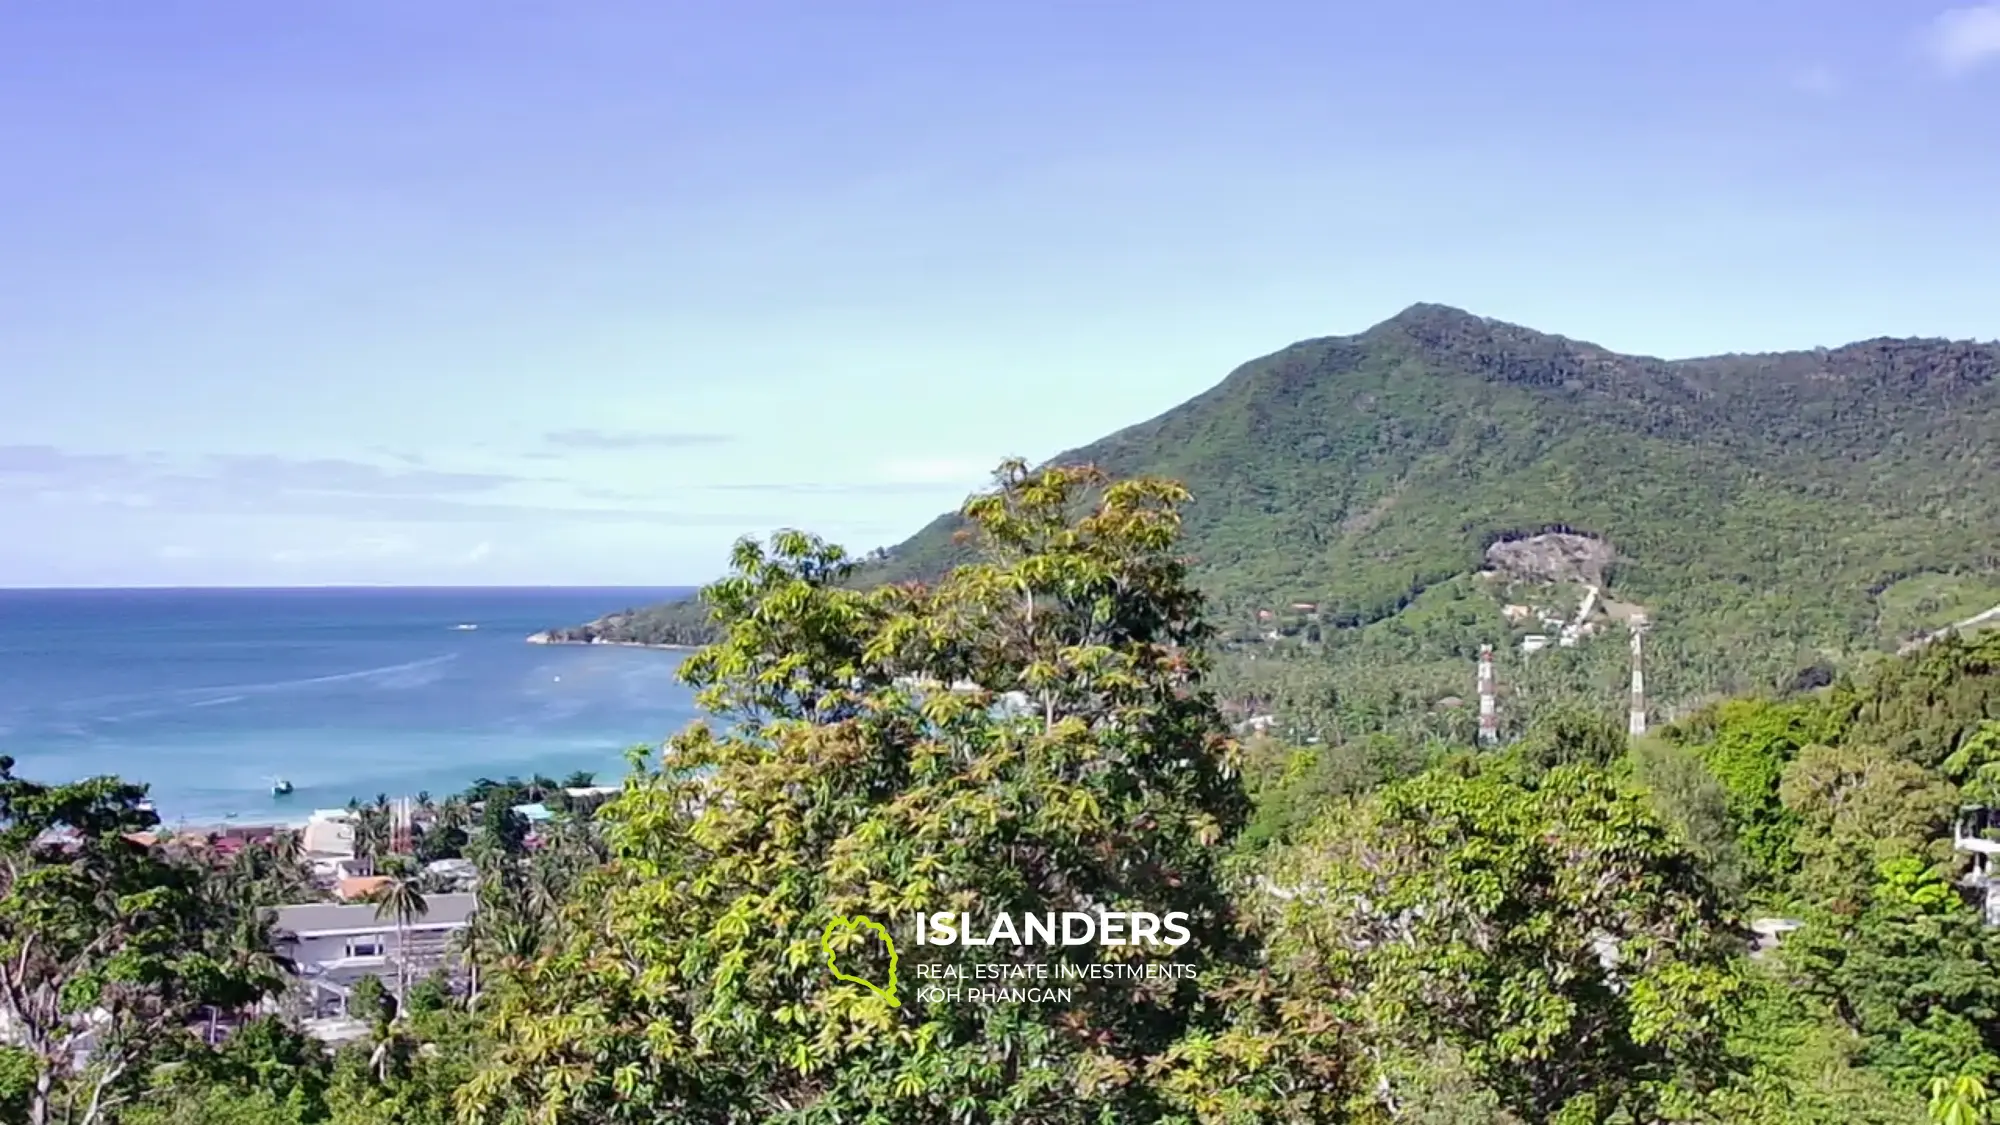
[463,462,1352,1123]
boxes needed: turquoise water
[0,587,701,826]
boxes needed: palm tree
[352,808,388,864]
[453,900,545,1012]
[436,796,470,834]
[535,816,605,896]
[524,853,565,924]
[369,866,430,1010]
[367,1021,417,1083]
[270,828,303,866]
[448,922,481,1009]
[491,914,544,967]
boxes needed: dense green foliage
[26,463,2000,1122]
[1260,753,1742,1122]
[0,758,287,1125]
[531,606,715,648]
[1665,635,2000,1109]
[465,463,1283,1122]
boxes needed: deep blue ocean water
[0,587,701,826]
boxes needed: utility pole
[391,796,413,855]
[1628,616,1648,738]
[1478,644,1499,746]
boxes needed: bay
[0,587,700,827]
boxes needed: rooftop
[301,817,355,852]
[334,876,391,901]
[270,892,477,938]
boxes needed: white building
[300,810,367,881]
[423,858,478,892]
[270,893,477,1021]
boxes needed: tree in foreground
[0,757,282,1125]
[463,461,1347,1123]
[368,861,430,1009]
[1932,1073,1992,1125]
[1257,750,1743,1122]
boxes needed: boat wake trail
[56,654,462,716]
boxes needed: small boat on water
[271,779,294,797]
[451,623,478,631]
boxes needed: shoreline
[524,632,698,652]
[155,813,314,836]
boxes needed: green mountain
[546,303,2000,713]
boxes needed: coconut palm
[356,819,384,864]
[367,1020,418,1083]
[524,853,565,924]
[447,922,481,1009]
[434,796,470,837]
[490,913,544,966]
[369,866,430,1009]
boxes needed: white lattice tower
[1478,644,1498,746]
[1628,616,1648,738]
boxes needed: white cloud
[0,443,776,526]
[1922,4,2000,75]
[463,541,493,563]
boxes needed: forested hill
[544,303,2000,692]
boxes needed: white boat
[451,623,479,631]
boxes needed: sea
[0,587,702,827]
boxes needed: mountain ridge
[540,303,2000,708]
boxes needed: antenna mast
[1478,644,1499,746]
[1628,616,1649,737]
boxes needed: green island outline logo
[821,913,900,1006]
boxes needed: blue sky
[2,1,1996,587]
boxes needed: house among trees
[269,893,477,1031]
